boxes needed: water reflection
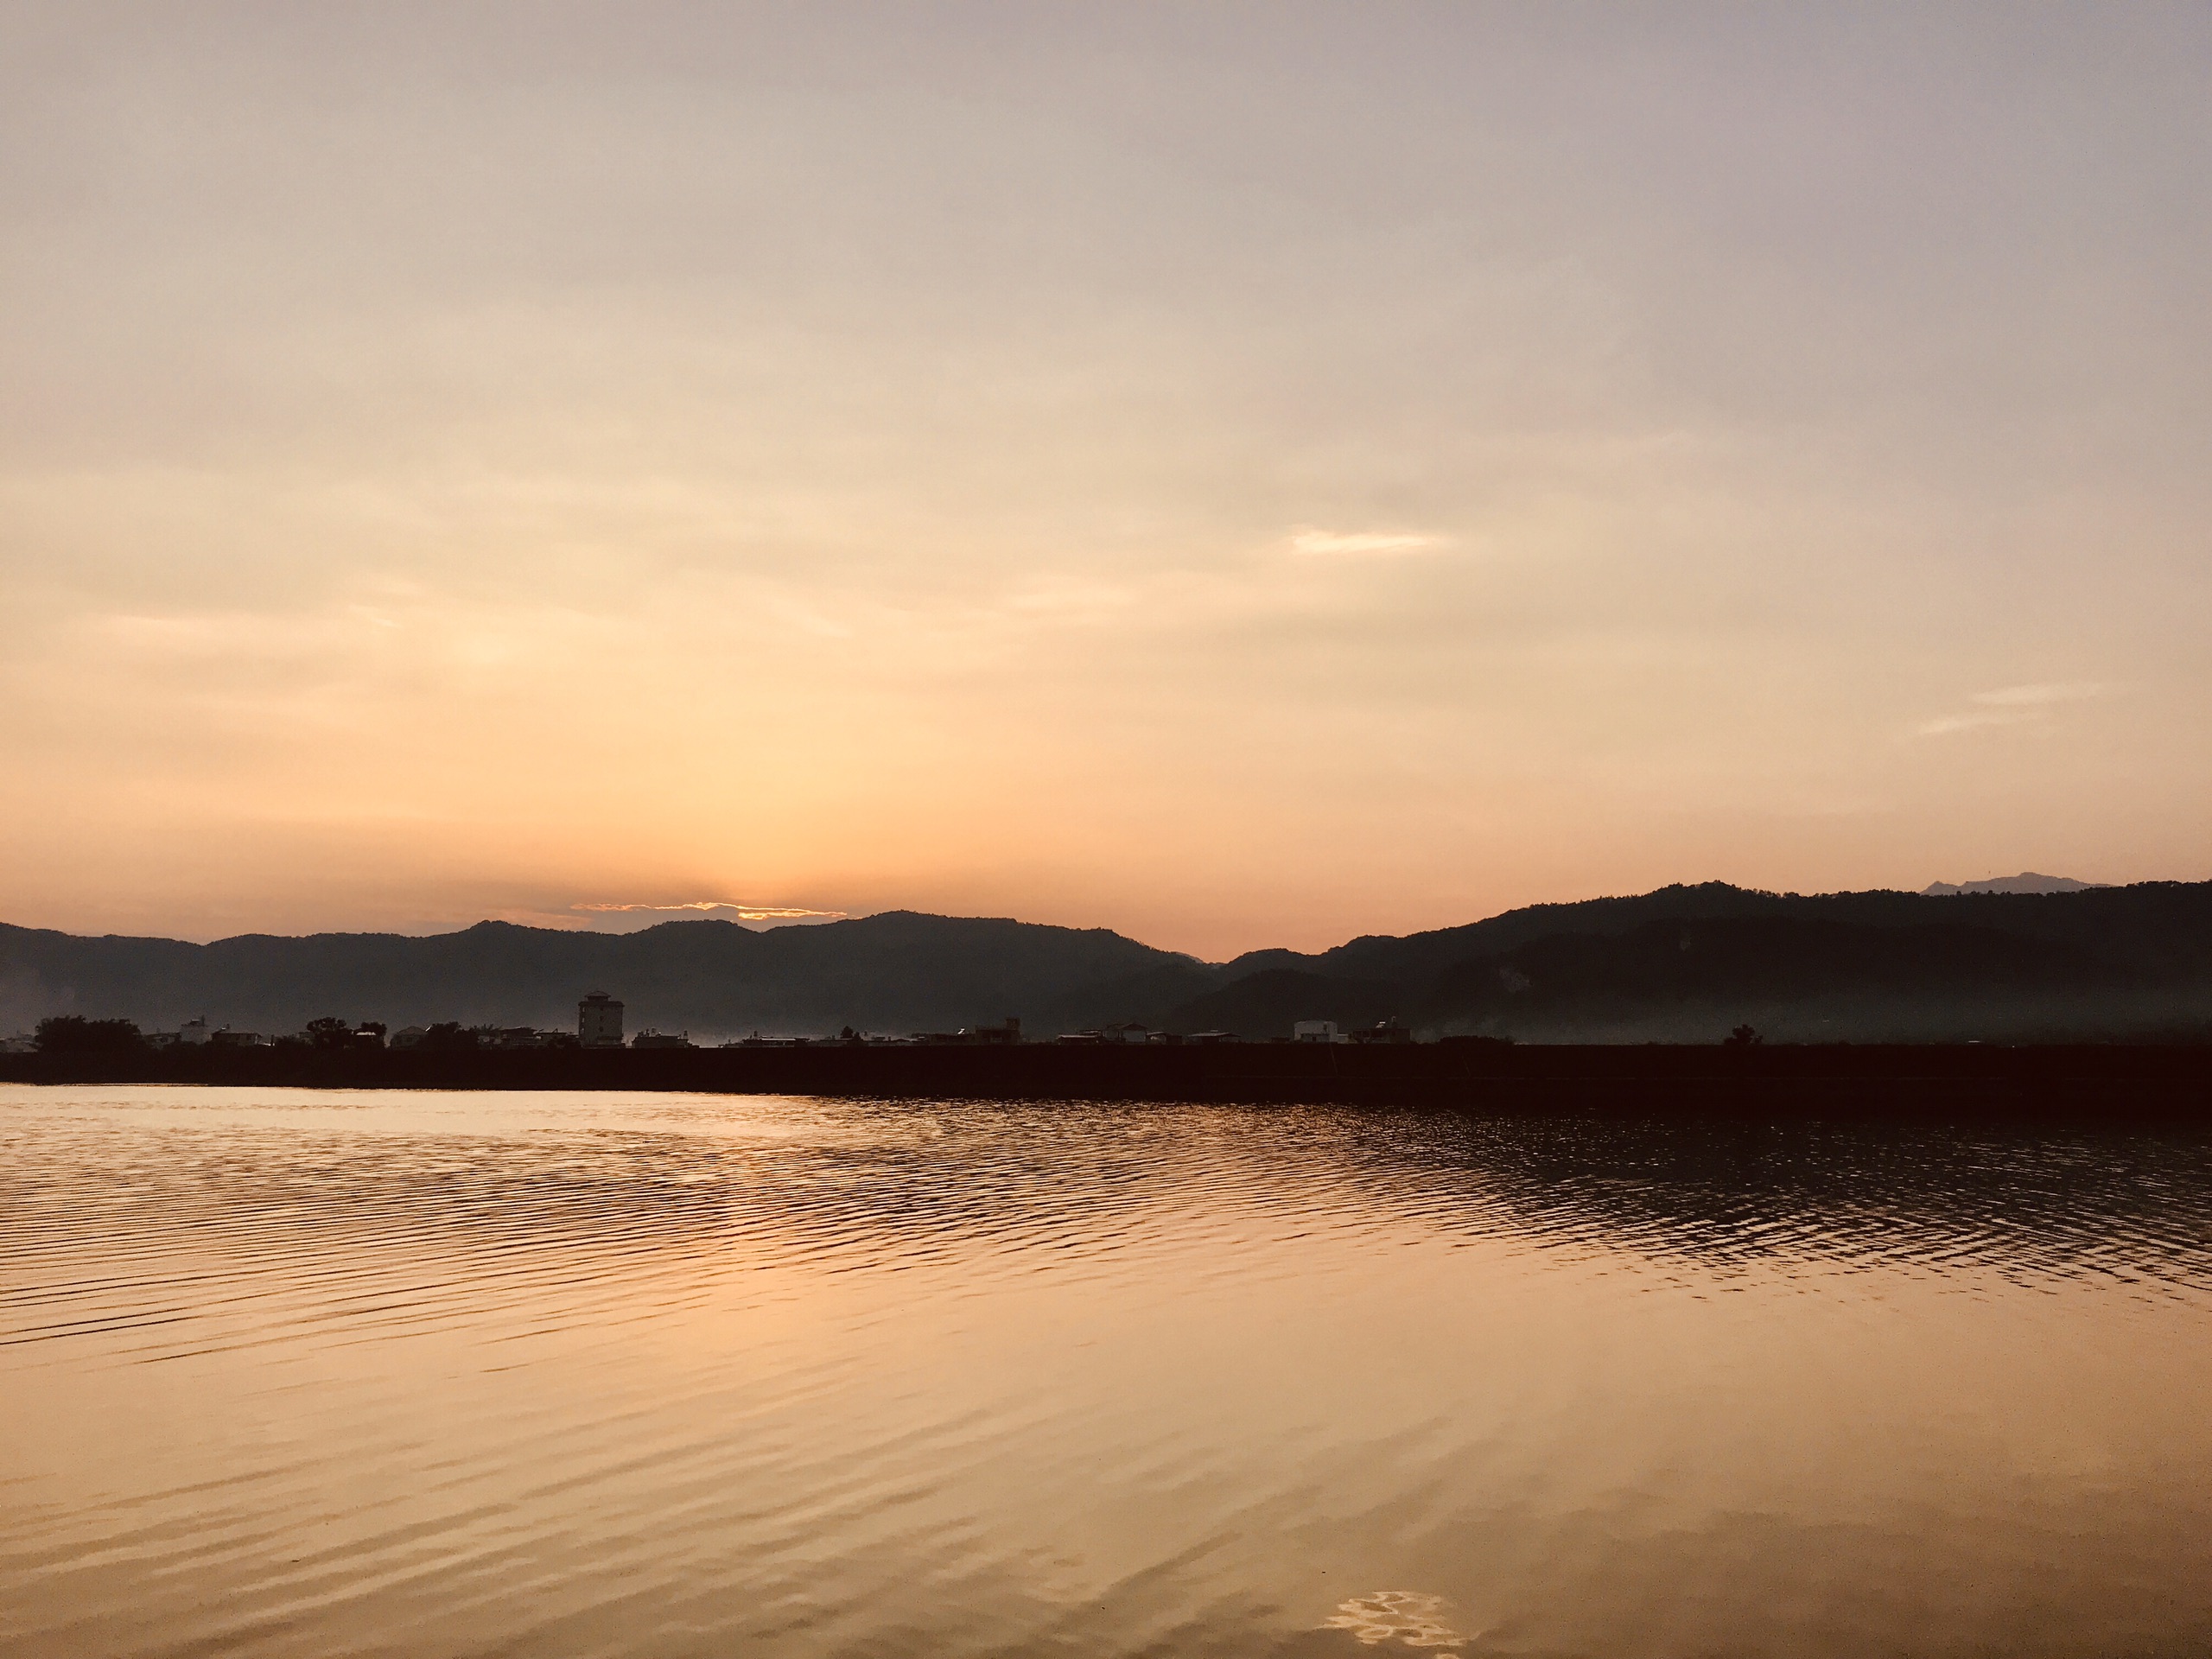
[4,1085,2212,1658]
[1322,1591,1472,1649]
[1377,1113,2212,1290]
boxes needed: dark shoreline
[6,1043,2212,1117]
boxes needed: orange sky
[3,7,2209,957]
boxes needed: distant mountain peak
[1923,873,2107,896]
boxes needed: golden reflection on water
[3,1085,2212,1657]
[1322,1591,1471,1647]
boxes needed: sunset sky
[4,4,2208,957]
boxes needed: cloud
[1287,526,1444,557]
[574,900,848,921]
[1970,682,2113,707]
[1919,681,2117,736]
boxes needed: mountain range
[4,878,2209,1044]
[1921,873,2108,897]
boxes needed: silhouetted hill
[5,880,2209,1044]
[1160,969,1405,1039]
[1231,880,2212,991]
[1414,916,2130,1043]
[0,912,1211,1039]
[1173,885,2212,1043]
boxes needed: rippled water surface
[6,1085,2212,1657]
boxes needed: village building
[578,991,625,1048]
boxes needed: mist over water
[5,1085,2211,1657]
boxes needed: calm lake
[5,1084,2211,1658]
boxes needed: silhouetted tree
[1723,1023,1764,1047]
[35,1016,148,1054]
[302,1016,354,1050]
[419,1022,479,1052]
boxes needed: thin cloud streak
[1920,682,2118,737]
[1972,683,2115,707]
[1287,528,1445,557]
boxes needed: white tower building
[578,991,625,1048]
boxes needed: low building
[578,991,625,1048]
[1057,1021,1147,1045]
[389,1027,429,1049]
[916,1018,1022,1046]
[1293,1020,1347,1045]
[632,1029,694,1049]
